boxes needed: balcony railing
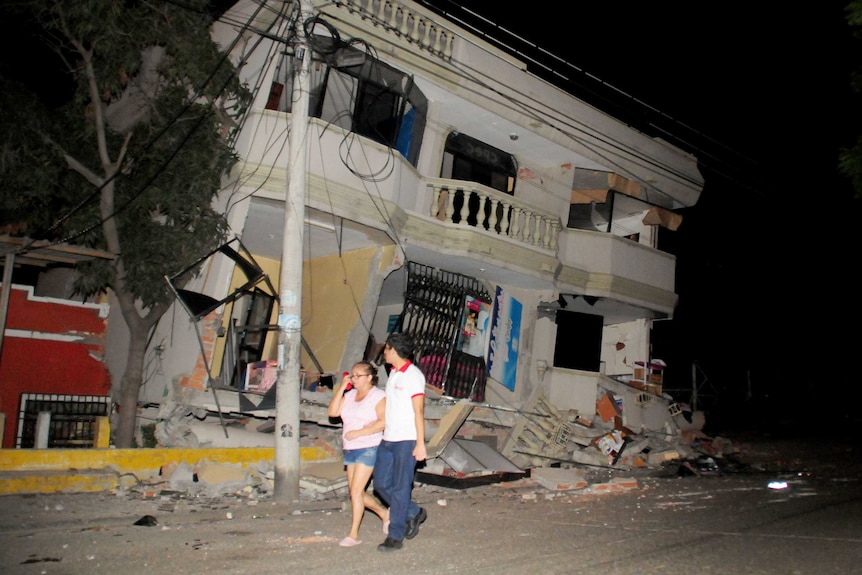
[426,179,561,251]
[337,0,455,59]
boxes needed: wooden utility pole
[273,0,312,505]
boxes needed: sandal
[339,536,362,547]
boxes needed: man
[373,332,428,552]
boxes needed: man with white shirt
[373,332,428,552]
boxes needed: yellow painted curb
[0,446,336,495]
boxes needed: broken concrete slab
[438,438,522,476]
[300,461,348,494]
[426,399,474,459]
[531,467,588,491]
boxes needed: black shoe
[377,537,403,552]
[405,507,427,540]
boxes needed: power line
[416,0,766,195]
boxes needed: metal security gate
[16,394,111,448]
[390,262,492,401]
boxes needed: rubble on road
[139,376,754,502]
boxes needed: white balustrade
[429,182,560,251]
[338,0,454,59]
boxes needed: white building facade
[125,0,704,442]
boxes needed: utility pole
[273,0,312,505]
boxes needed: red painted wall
[0,286,110,448]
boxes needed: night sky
[419,1,862,429]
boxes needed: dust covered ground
[1,433,859,575]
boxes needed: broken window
[265,40,427,168]
[165,238,277,391]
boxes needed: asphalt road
[2,438,860,575]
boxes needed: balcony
[425,178,560,251]
[237,114,676,317]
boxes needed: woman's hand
[328,373,351,417]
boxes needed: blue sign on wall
[487,286,522,391]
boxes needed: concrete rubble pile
[154,376,736,500]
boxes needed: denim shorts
[344,446,378,467]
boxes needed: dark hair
[386,332,415,360]
[352,360,377,382]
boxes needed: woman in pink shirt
[327,361,389,547]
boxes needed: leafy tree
[0,0,250,447]
[840,0,862,199]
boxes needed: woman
[327,361,389,547]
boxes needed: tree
[0,0,251,447]
[840,0,862,199]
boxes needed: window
[234,288,277,389]
[441,133,517,195]
[266,45,427,167]
[553,311,603,372]
[353,80,402,147]
[440,133,518,230]
[17,394,111,448]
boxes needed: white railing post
[532,213,544,246]
[454,189,465,224]
[431,185,441,218]
[510,206,522,240]
[489,197,501,233]
[523,210,534,244]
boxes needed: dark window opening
[266,45,427,167]
[354,81,402,147]
[553,310,603,372]
[442,132,517,195]
[233,288,277,389]
[17,394,111,448]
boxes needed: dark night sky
[420,1,862,424]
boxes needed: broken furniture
[631,359,665,395]
[501,389,574,468]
